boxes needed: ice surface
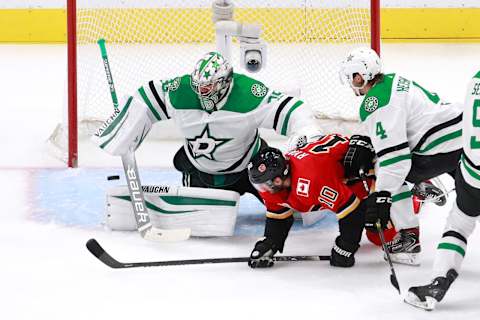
[1,43,480,319]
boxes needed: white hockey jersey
[360,73,463,194]
[460,70,480,189]
[93,73,316,174]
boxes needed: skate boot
[412,180,447,206]
[404,269,458,311]
[385,227,421,265]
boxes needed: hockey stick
[86,238,330,269]
[359,169,401,295]
[376,220,401,295]
[97,39,190,241]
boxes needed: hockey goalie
[91,51,320,237]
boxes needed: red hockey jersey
[259,134,370,220]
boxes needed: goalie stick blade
[141,226,191,242]
[86,239,330,269]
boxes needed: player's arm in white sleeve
[91,80,172,156]
[258,90,320,148]
[363,103,411,194]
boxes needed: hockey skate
[385,227,421,266]
[404,269,458,311]
[412,180,447,206]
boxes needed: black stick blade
[390,274,401,294]
[86,238,125,269]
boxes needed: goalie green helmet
[339,47,382,95]
[191,51,233,111]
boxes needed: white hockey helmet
[191,51,233,111]
[340,47,382,94]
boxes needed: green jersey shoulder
[163,74,201,110]
[222,73,269,113]
[360,73,443,122]
[359,73,395,122]
[163,73,269,113]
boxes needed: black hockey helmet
[248,147,289,193]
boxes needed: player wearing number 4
[247,134,376,269]
[340,47,480,310]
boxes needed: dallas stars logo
[187,124,231,160]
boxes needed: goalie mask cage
[56,0,380,167]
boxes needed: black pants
[173,145,264,202]
[406,149,462,184]
[455,158,480,217]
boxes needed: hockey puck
[107,175,120,181]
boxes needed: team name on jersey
[396,76,411,92]
[472,82,480,96]
[287,150,310,159]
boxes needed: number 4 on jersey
[376,122,387,139]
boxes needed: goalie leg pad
[105,185,240,237]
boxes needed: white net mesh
[50,0,373,163]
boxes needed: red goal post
[62,0,381,168]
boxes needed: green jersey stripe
[417,129,462,153]
[379,154,411,167]
[114,195,195,214]
[138,86,162,121]
[273,96,293,131]
[148,80,170,119]
[100,96,132,137]
[159,196,237,206]
[461,155,480,181]
[437,242,466,257]
[99,113,129,149]
[413,114,462,151]
[281,100,304,135]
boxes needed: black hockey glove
[330,236,360,268]
[343,135,375,179]
[364,191,392,231]
[248,237,278,269]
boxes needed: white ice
[1,43,480,320]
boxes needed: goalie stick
[97,39,190,242]
[86,238,330,269]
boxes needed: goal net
[50,0,379,167]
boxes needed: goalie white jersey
[360,73,463,194]
[93,73,315,174]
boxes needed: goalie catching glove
[343,135,375,179]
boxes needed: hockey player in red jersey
[247,134,376,268]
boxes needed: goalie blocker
[106,185,240,237]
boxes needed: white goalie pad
[105,185,240,237]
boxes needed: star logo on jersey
[187,124,231,160]
[296,178,310,197]
[364,96,379,112]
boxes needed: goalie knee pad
[105,185,240,237]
